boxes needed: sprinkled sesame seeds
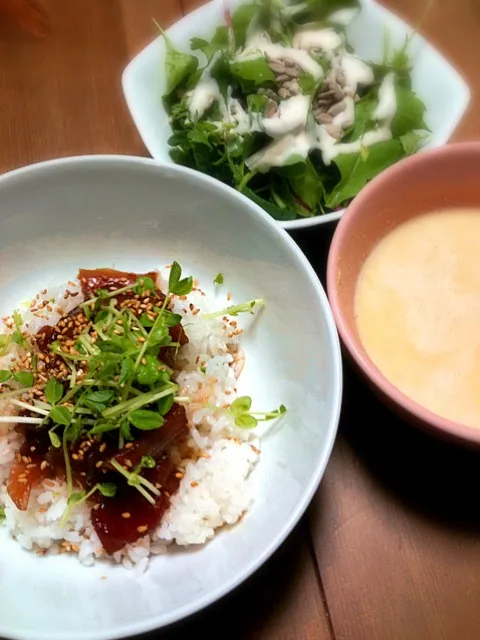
[121,512,131,519]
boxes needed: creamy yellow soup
[355,208,480,428]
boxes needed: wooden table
[1,2,480,639]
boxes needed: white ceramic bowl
[0,155,342,640]
[122,0,471,231]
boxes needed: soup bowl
[327,141,480,447]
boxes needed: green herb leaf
[89,421,118,435]
[213,273,224,285]
[281,158,323,214]
[148,326,171,348]
[0,506,5,521]
[136,355,163,386]
[400,130,425,155]
[135,276,156,294]
[97,340,124,354]
[326,140,406,209]
[48,428,61,448]
[119,358,134,385]
[163,310,182,327]
[298,73,317,94]
[67,491,86,507]
[169,261,193,296]
[247,93,268,114]
[231,396,252,416]
[128,409,165,431]
[0,335,10,356]
[140,455,156,470]
[390,83,429,138]
[50,405,73,426]
[98,482,117,498]
[157,21,199,95]
[230,57,276,85]
[83,389,115,412]
[0,370,12,384]
[231,3,259,48]
[235,414,258,429]
[45,377,64,405]
[157,393,174,416]
[13,371,34,388]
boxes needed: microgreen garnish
[229,396,287,429]
[213,273,224,285]
[169,261,193,296]
[44,377,64,405]
[0,371,12,384]
[61,482,117,525]
[110,458,160,505]
[0,335,10,357]
[0,506,5,521]
[48,428,61,448]
[13,371,34,388]
[204,298,265,319]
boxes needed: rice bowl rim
[0,154,343,640]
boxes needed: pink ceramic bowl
[327,142,480,447]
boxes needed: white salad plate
[0,155,342,640]
[122,0,470,231]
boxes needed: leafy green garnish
[230,58,276,85]
[229,395,287,429]
[61,482,117,525]
[390,83,429,138]
[128,409,165,431]
[213,273,224,285]
[0,371,12,384]
[0,336,10,357]
[155,20,199,96]
[50,406,73,426]
[169,261,193,296]
[204,298,265,319]
[45,377,64,405]
[13,371,34,388]
[326,140,406,209]
[110,458,160,505]
[0,506,5,521]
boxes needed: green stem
[203,298,265,319]
[103,385,177,420]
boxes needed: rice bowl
[0,155,341,640]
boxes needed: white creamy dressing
[262,95,310,138]
[188,76,224,121]
[340,54,375,94]
[292,28,344,53]
[238,32,324,79]
[327,8,359,26]
[190,20,399,171]
[246,130,312,172]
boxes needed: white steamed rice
[0,267,261,571]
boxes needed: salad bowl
[122,0,470,230]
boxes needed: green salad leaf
[230,57,276,84]
[326,139,406,208]
[162,0,429,221]
[156,20,199,95]
[390,82,430,138]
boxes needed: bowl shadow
[339,358,480,534]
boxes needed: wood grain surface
[1,2,480,639]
